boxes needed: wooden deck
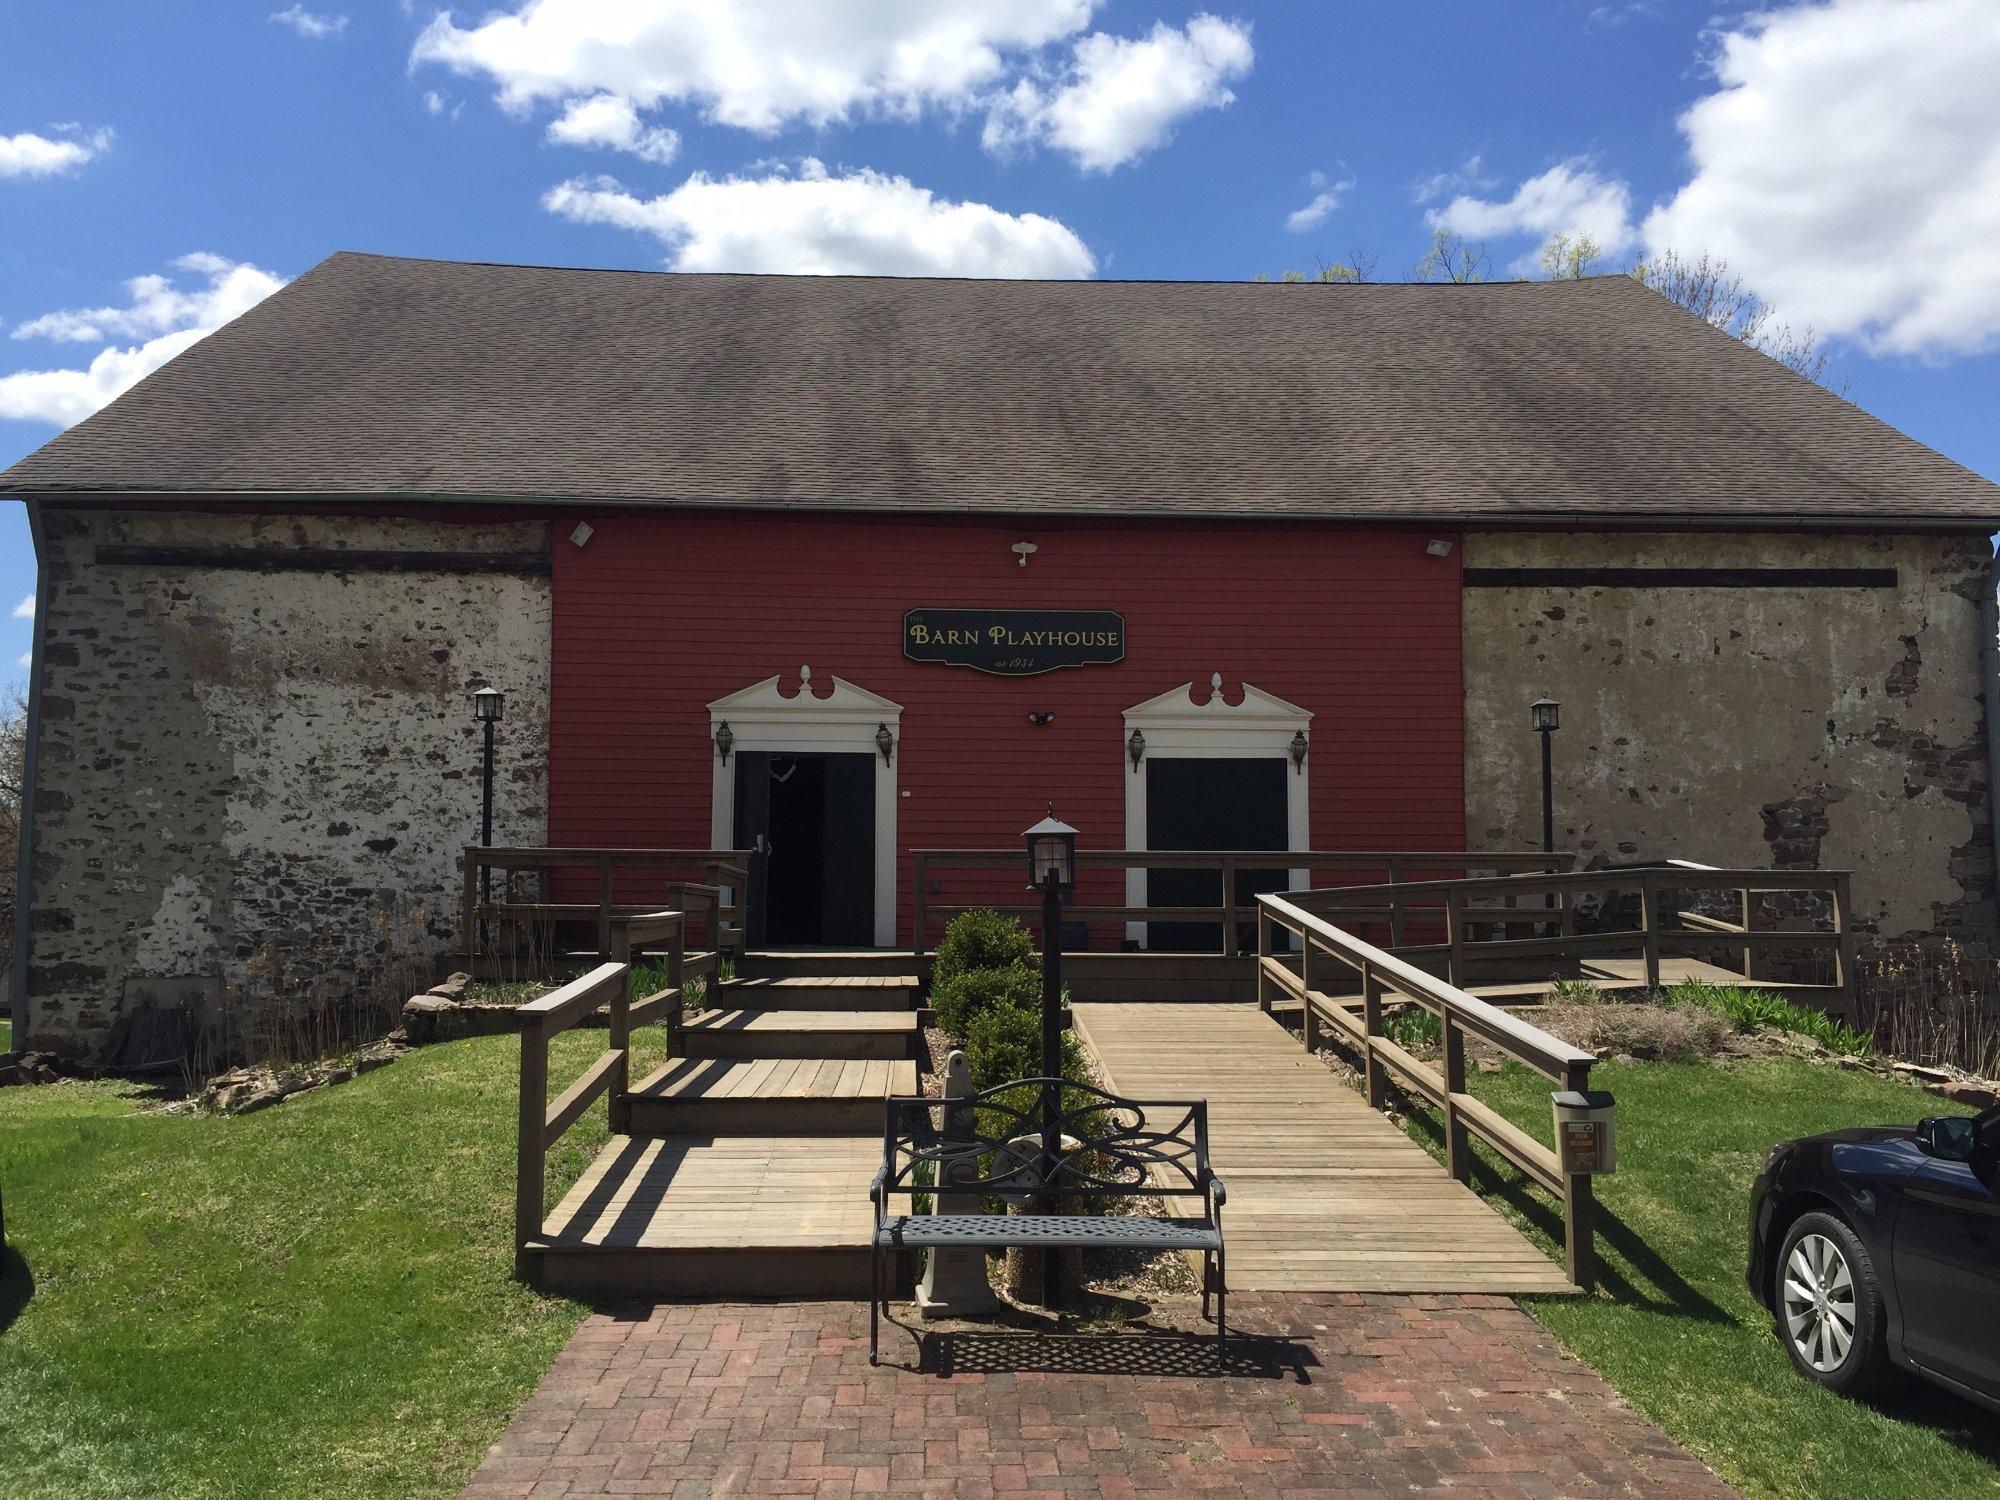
[1073,1002,1578,1295]
[536,1134,880,1297]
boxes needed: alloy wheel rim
[1782,1233,1857,1373]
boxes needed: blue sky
[5,0,1998,688]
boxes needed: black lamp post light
[1530,698,1560,855]
[473,686,506,907]
[1024,806,1079,1310]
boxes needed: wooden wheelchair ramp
[1072,1003,1577,1295]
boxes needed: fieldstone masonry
[1464,531,1998,949]
[19,508,551,1057]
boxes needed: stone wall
[1463,531,1997,946]
[20,508,550,1058]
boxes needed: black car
[1749,1103,1998,1411]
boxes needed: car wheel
[1775,1211,1894,1397]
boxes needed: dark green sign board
[903,608,1126,677]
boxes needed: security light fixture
[1290,729,1310,774]
[1425,539,1453,558]
[1531,698,1561,734]
[1011,541,1038,567]
[471,686,505,723]
[1127,727,1146,771]
[1024,807,1078,895]
[714,720,734,766]
[1028,711,1055,727]
[875,721,895,765]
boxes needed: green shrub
[930,963,1040,1039]
[1666,979,1873,1057]
[1549,978,1604,1005]
[1382,1004,1443,1051]
[934,908,1035,983]
[964,1000,1087,1093]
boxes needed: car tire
[1774,1210,1895,1398]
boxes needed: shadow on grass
[0,1244,33,1336]
[1396,1090,1733,1326]
[1865,1379,2000,1467]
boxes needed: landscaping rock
[0,1050,66,1087]
[1892,1061,1956,1085]
[428,971,473,1002]
[1926,1078,2000,1110]
[400,993,521,1044]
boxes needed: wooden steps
[713,975,920,1011]
[532,1134,880,1297]
[626,1055,917,1135]
[680,1007,920,1060]
[735,950,922,980]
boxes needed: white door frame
[708,667,902,947]
[1122,676,1312,948]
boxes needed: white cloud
[1411,154,1493,205]
[984,15,1253,172]
[1644,0,2000,356]
[12,594,32,620]
[15,652,29,671]
[414,0,1093,132]
[271,6,348,39]
[1285,169,1353,233]
[12,253,285,345]
[1429,158,1637,269]
[0,126,112,179]
[0,255,285,427]
[547,93,680,165]
[543,159,1095,278]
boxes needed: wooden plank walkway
[1073,1002,1578,1296]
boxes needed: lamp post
[1531,699,1560,913]
[1023,807,1078,1311]
[473,687,506,908]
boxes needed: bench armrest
[1207,1173,1228,1214]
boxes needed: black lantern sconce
[714,720,734,766]
[1127,727,1146,772]
[875,721,895,766]
[1289,729,1309,775]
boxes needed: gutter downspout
[9,500,46,1042]
[1985,544,2000,921]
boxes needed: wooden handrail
[1256,890,1605,1289]
[909,847,1567,962]
[1295,863,1853,1017]
[465,846,754,966]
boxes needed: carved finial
[800,665,813,690]
[1210,672,1223,695]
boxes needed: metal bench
[870,1077,1227,1363]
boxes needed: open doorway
[734,751,876,947]
[1144,756,1290,951]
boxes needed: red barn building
[5,253,1998,1055]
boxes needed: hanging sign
[903,608,1126,677]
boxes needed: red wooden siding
[549,513,1465,942]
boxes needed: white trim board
[708,668,902,947]
[1121,676,1312,948]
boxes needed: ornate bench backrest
[880,1078,1211,1200]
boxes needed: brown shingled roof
[3,250,1994,525]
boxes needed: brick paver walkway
[465,1295,1735,1498]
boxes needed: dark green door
[1145,757,1289,951]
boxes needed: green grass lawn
[1449,1058,2000,1499]
[0,1027,661,1499]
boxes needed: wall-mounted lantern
[1127,727,1146,772]
[714,720,734,766]
[1289,729,1310,775]
[875,721,895,766]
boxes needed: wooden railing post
[1564,1172,1596,1292]
[515,1017,549,1282]
[1442,1010,1469,1183]
[913,853,929,966]
[1256,904,1273,1014]
[596,860,614,961]
[1388,860,1407,949]
[1639,873,1661,991]
[667,918,687,1057]
[1444,893,1465,987]
[1220,856,1239,959]
[1831,873,1857,1018]
[609,962,632,1134]
[1301,930,1319,1052]
[1738,880,1754,982]
[1362,961,1386,1109]
[462,848,480,966]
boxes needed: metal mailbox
[1552,1089,1617,1175]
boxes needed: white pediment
[708,667,902,725]
[1123,676,1311,732]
